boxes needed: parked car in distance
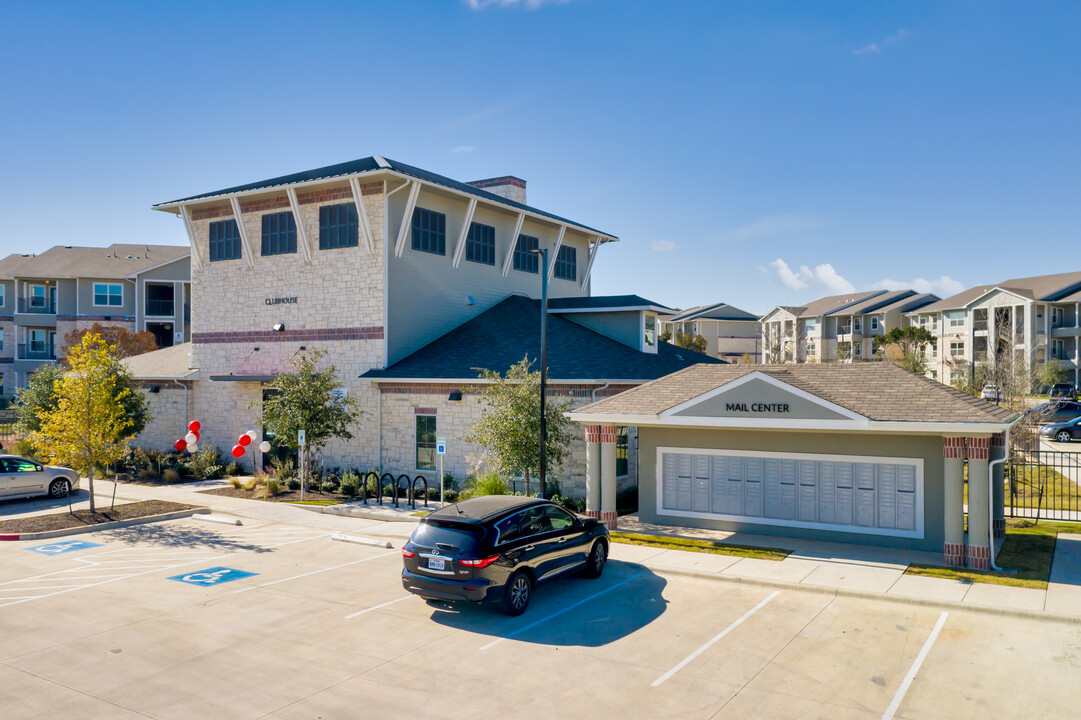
[980,383,1003,401]
[1049,383,1078,401]
[1028,401,1081,425]
[401,496,609,616]
[0,456,79,500]
[1040,416,1081,443]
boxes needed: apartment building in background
[905,271,1081,387]
[0,244,190,395]
[759,289,938,364]
[659,302,760,362]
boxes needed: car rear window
[413,520,487,552]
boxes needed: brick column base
[586,509,600,520]
[993,518,1005,539]
[599,511,618,529]
[967,545,991,570]
[943,542,965,567]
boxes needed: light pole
[533,248,548,500]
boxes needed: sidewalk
[613,514,1081,622]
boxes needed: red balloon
[231,445,245,458]
[194,431,200,441]
[188,421,201,433]
[174,439,187,452]
[238,434,251,447]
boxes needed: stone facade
[0,318,14,396]
[134,382,194,451]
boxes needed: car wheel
[501,571,532,616]
[48,479,70,498]
[582,540,608,579]
[1057,431,1072,443]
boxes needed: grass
[410,511,432,517]
[905,517,1078,589]
[962,464,1081,513]
[609,531,789,561]
[283,500,343,506]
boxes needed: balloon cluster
[232,430,259,458]
[174,421,201,453]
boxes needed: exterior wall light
[448,390,463,402]
[273,323,286,332]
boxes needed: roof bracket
[229,197,256,269]
[285,188,312,264]
[501,212,526,277]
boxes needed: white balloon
[184,432,197,445]
[246,430,258,441]
[187,443,198,453]
[258,441,272,453]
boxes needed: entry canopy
[567,364,1020,434]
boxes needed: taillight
[460,554,500,569]
[401,548,415,558]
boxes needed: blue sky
[1,0,1077,314]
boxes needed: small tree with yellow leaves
[33,334,137,513]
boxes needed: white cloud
[651,239,677,252]
[450,145,477,154]
[769,258,855,294]
[872,275,965,298]
[466,0,572,9]
[853,28,909,55]
[754,264,768,275]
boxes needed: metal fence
[1008,449,1081,522]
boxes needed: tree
[465,357,573,496]
[33,334,139,512]
[1037,358,1071,390]
[874,326,937,361]
[259,348,360,491]
[14,364,64,438]
[899,352,928,375]
[64,323,157,361]
[659,329,672,343]
[674,331,708,355]
[834,341,853,363]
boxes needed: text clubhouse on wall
[265,297,299,306]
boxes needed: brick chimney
[466,176,526,205]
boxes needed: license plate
[427,557,445,571]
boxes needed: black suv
[401,496,609,616]
[1050,383,1078,401]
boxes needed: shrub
[203,465,225,480]
[443,489,459,503]
[189,447,224,478]
[340,479,358,497]
[162,468,181,483]
[265,479,281,497]
[286,477,301,491]
[225,461,245,477]
[443,473,458,491]
[241,477,259,491]
[270,454,294,481]
[176,461,194,477]
[321,479,340,494]
[459,473,508,500]
[552,493,586,513]
[229,478,243,489]
[13,437,39,461]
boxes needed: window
[854,342,862,359]
[1052,339,1065,359]
[464,222,495,265]
[1,458,38,473]
[930,370,938,380]
[951,370,964,385]
[519,506,552,536]
[947,311,965,328]
[494,514,521,545]
[208,219,242,261]
[261,211,297,256]
[871,316,880,331]
[30,285,45,308]
[512,234,539,273]
[0,329,4,351]
[411,207,446,255]
[545,505,576,530]
[1052,307,1065,328]
[415,415,437,471]
[93,283,123,307]
[804,319,818,332]
[616,427,629,477]
[806,344,816,357]
[643,313,657,350]
[319,203,358,250]
[554,245,576,280]
[950,341,965,357]
[0,284,4,307]
[853,318,862,334]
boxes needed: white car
[0,456,79,500]
[980,384,1003,401]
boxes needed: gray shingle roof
[573,363,1018,424]
[547,295,674,312]
[361,294,724,383]
[2,244,189,280]
[666,302,759,323]
[122,342,197,380]
[915,271,1081,313]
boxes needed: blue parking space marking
[26,540,104,556]
[168,567,257,586]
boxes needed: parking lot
[1,517,1079,719]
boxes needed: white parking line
[235,551,397,594]
[479,573,642,651]
[880,611,948,720]
[345,595,411,619]
[651,591,780,687]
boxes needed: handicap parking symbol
[26,540,104,556]
[168,567,257,587]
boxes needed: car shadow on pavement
[94,523,268,553]
[0,489,94,517]
[423,561,667,647]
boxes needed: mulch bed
[199,486,355,504]
[111,474,208,487]
[0,500,198,534]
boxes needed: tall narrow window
[465,222,495,265]
[411,207,446,255]
[415,415,437,471]
[554,245,576,280]
[643,313,657,351]
[261,211,297,256]
[209,219,242,261]
[319,203,358,250]
[513,234,539,273]
[616,427,629,477]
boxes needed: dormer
[548,294,675,354]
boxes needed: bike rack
[361,471,380,505]
[411,475,428,509]
[379,473,396,506]
[394,474,413,508]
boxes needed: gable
[665,374,862,422]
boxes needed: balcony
[145,299,175,317]
[18,342,56,361]
[973,320,988,333]
[17,298,57,314]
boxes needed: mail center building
[569,363,1018,568]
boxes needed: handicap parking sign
[26,540,104,556]
[168,567,257,586]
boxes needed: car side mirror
[36,465,43,472]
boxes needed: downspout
[988,425,1010,572]
[170,379,189,425]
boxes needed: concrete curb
[639,560,1081,626]
[0,507,211,542]
[331,534,395,549]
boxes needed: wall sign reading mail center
[265,297,298,306]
